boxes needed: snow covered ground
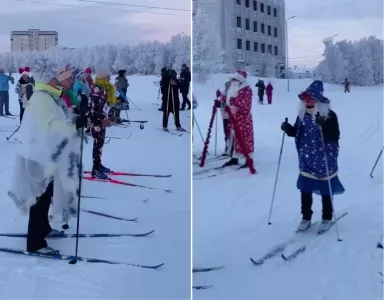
[193,75,383,300]
[0,75,191,299]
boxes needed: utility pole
[285,16,295,92]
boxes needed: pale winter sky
[286,0,383,68]
[0,0,190,54]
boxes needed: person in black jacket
[255,79,265,104]
[161,69,185,131]
[179,64,191,110]
[158,67,168,112]
[280,80,344,233]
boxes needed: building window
[260,3,264,12]
[237,39,242,49]
[237,16,242,28]
[253,0,257,10]
[268,45,272,54]
[267,5,271,15]
[254,42,258,52]
[246,19,250,30]
[245,0,250,7]
[253,21,258,32]
[261,23,265,34]
[261,43,265,53]
[236,0,241,4]
[274,46,278,56]
[274,27,278,37]
[274,8,277,17]
[268,25,271,36]
[246,40,251,51]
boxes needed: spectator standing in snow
[217,71,254,168]
[158,67,168,112]
[8,62,87,254]
[179,64,191,110]
[114,70,129,121]
[161,68,185,131]
[344,78,350,93]
[0,68,15,116]
[85,67,94,89]
[266,81,273,104]
[280,80,345,233]
[255,79,266,104]
[15,67,34,123]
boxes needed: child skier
[15,67,34,123]
[280,80,345,232]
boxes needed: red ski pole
[199,100,218,168]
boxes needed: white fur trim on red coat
[229,72,246,84]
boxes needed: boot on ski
[222,158,239,167]
[297,219,311,232]
[176,127,186,131]
[100,164,111,173]
[318,219,332,234]
[91,166,108,179]
[47,229,61,236]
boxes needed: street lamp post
[330,33,338,83]
[285,16,295,92]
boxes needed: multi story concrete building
[194,0,286,77]
[10,29,58,52]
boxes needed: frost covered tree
[316,36,383,86]
[193,9,221,82]
[0,32,190,76]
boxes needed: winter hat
[85,67,92,74]
[0,68,4,74]
[229,70,247,84]
[299,80,330,104]
[117,69,126,76]
[95,67,110,79]
[19,67,30,76]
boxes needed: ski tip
[165,189,172,193]
[281,254,288,261]
[250,257,263,265]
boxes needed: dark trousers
[27,181,54,251]
[0,91,10,115]
[181,93,191,109]
[301,192,333,221]
[223,118,229,149]
[162,97,181,128]
[19,102,25,124]
[258,94,264,103]
[91,126,106,170]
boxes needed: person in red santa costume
[217,70,255,168]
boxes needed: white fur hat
[228,70,247,83]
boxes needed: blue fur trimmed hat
[298,80,330,104]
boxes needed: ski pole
[69,126,85,264]
[6,126,20,140]
[193,114,205,144]
[319,127,342,242]
[268,118,287,225]
[127,97,142,111]
[214,107,218,156]
[370,147,383,178]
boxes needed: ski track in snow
[193,75,383,300]
[0,75,191,299]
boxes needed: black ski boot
[222,158,239,167]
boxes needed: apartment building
[10,29,58,52]
[194,0,286,77]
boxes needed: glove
[316,114,326,126]
[76,115,87,129]
[281,121,293,132]
[214,99,220,108]
[216,89,221,98]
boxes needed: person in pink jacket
[266,81,273,104]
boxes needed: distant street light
[330,34,338,83]
[285,16,295,92]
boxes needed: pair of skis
[156,128,188,137]
[193,266,224,290]
[250,212,348,265]
[83,171,172,193]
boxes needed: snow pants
[267,94,272,104]
[258,94,264,104]
[27,181,53,251]
[301,192,333,221]
[163,100,181,128]
[181,93,191,110]
[91,126,106,170]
